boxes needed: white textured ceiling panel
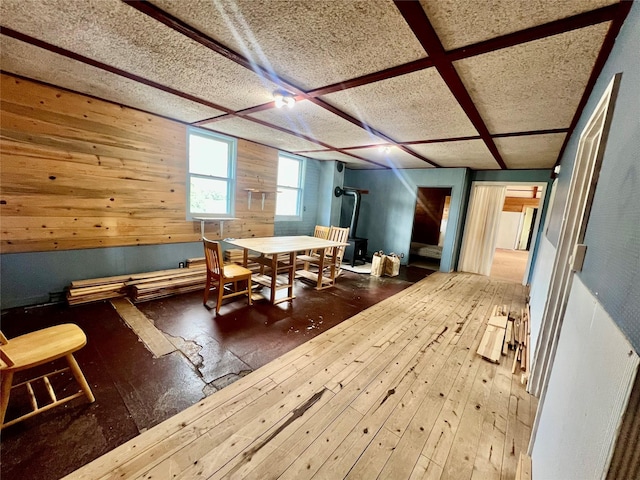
[150,0,427,91]
[420,0,617,50]
[346,147,436,169]
[298,150,385,169]
[409,139,499,169]
[0,0,279,111]
[249,100,385,148]
[0,36,224,123]
[204,117,323,152]
[495,133,567,169]
[455,23,610,134]
[323,68,478,142]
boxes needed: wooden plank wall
[0,74,277,254]
[502,197,540,213]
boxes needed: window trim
[275,152,305,221]
[186,127,237,221]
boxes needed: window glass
[187,128,235,218]
[275,154,304,219]
[189,134,229,178]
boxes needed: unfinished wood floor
[64,273,536,480]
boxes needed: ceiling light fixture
[273,90,295,109]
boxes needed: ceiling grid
[0,0,630,170]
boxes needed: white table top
[224,235,348,255]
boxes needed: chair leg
[66,354,95,403]
[216,280,225,314]
[1,370,14,427]
[247,278,253,306]
[203,274,211,306]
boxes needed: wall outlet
[179,262,185,268]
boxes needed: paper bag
[384,253,401,277]
[370,251,385,277]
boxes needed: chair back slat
[203,238,224,277]
[328,226,350,264]
[314,225,330,240]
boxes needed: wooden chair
[203,238,253,314]
[298,225,350,277]
[325,226,350,271]
[0,324,95,430]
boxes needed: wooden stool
[0,324,95,429]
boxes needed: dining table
[224,235,349,305]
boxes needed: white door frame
[462,181,548,285]
[529,73,621,445]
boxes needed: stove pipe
[334,186,361,238]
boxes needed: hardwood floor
[64,273,536,480]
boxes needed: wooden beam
[393,0,507,169]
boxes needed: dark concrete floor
[0,266,433,480]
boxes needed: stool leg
[66,354,95,403]
[1,370,14,427]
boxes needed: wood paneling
[0,74,277,253]
[502,196,540,213]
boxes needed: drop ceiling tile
[495,133,566,169]
[409,139,499,169]
[454,23,611,134]
[203,117,323,152]
[298,150,385,169]
[249,101,385,149]
[346,147,435,169]
[323,68,478,143]
[420,0,617,50]
[0,0,279,111]
[0,36,224,123]
[150,0,427,91]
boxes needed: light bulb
[274,92,285,108]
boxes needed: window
[187,128,236,219]
[276,153,304,219]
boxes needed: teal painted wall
[535,1,640,352]
[1,242,204,309]
[343,167,470,272]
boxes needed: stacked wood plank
[186,257,206,268]
[224,249,244,265]
[511,305,532,383]
[67,266,206,305]
[128,267,206,302]
[477,303,532,381]
[66,278,128,305]
[476,305,509,363]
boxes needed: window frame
[186,127,237,221]
[275,152,305,221]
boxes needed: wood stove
[335,186,368,266]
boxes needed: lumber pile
[511,305,532,384]
[476,305,509,363]
[475,303,532,383]
[66,280,127,305]
[128,267,206,302]
[67,266,207,305]
[186,257,206,268]
[224,249,245,265]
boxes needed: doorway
[458,182,547,284]
[409,187,452,270]
[490,186,542,283]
